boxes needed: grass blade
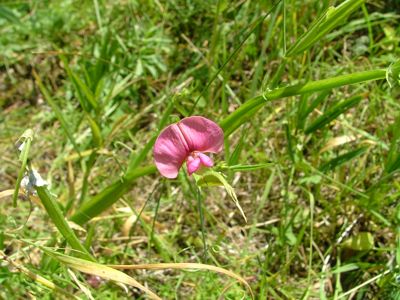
[190,0,283,113]
[286,0,364,56]
[0,251,79,299]
[319,146,368,172]
[110,262,254,299]
[45,250,161,300]
[226,163,273,172]
[0,5,20,23]
[32,70,81,155]
[59,55,97,112]
[35,186,94,261]
[304,94,364,134]
[385,113,400,173]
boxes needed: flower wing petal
[178,116,223,153]
[153,124,189,178]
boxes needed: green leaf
[0,5,20,23]
[386,60,400,88]
[228,128,248,166]
[195,171,247,222]
[332,264,360,274]
[226,163,273,172]
[86,115,103,147]
[35,186,94,261]
[33,70,81,155]
[386,113,400,173]
[286,0,364,56]
[298,90,331,130]
[59,55,97,111]
[319,146,368,172]
[299,175,322,185]
[305,94,363,134]
[341,232,374,251]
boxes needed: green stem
[196,187,208,261]
[70,165,156,225]
[35,186,94,261]
[220,68,387,136]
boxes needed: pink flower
[153,116,224,178]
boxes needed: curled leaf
[195,170,247,222]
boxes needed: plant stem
[220,68,387,135]
[70,165,156,225]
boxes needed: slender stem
[149,191,161,253]
[220,68,387,135]
[266,69,386,99]
[70,165,156,225]
[196,187,208,261]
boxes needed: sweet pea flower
[153,116,223,178]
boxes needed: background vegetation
[1,0,400,299]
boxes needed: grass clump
[1,0,400,299]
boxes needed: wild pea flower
[153,116,223,178]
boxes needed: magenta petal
[187,156,201,175]
[198,152,213,167]
[178,116,223,153]
[153,124,190,178]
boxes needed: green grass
[1,0,400,299]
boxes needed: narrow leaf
[110,262,254,299]
[0,5,20,23]
[35,186,94,261]
[319,146,368,172]
[286,0,364,56]
[341,232,374,251]
[226,163,273,172]
[305,95,363,134]
[46,251,161,300]
[196,171,247,222]
[32,70,81,154]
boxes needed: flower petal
[187,156,201,175]
[198,152,213,167]
[178,116,223,153]
[153,124,190,178]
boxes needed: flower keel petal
[187,156,201,175]
[198,152,214,167]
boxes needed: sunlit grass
[1,0,400,299]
